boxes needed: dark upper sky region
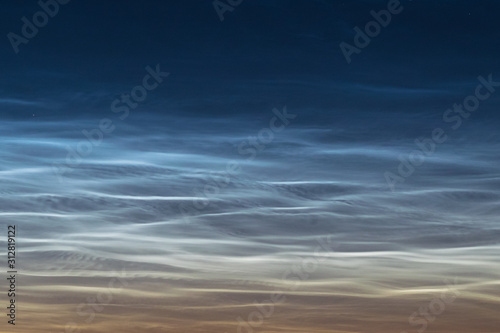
[1,0,500,122]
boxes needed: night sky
[1,1,499,332]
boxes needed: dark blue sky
[2,0,500,123]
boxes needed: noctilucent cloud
[1,1,499,332]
